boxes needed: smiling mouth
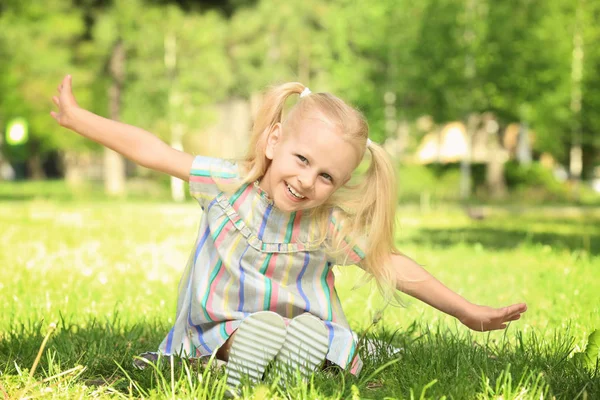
[285,182,305,199]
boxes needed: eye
[320,173,333,182]
[296,154,308,164]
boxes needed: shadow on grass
[1,318,597,399]
[0,180,174,203]
[357,323,598,399]
[0,316,167,388]
[406,215,600,256]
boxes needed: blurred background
[1,0,599,206]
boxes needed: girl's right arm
[391,253,527,331]
[50,75,194,182]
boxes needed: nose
[297,171,316,190]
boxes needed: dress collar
[253,180,274,205]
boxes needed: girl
[51,75,527,387]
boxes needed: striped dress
[159,156,365,374]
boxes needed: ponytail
[241,82,306,184]
[331,141,400,300]
[359,143,401,296]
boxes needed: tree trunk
[516,122,532,165]
[104,39,126,196]
[63,151,85,185]
[486,120,507,198]
[460,0,478,200]
[27,154,46,180]
[384,91,397,154]
[460,113,478,199]
[298,36,310,85]
[569,0,584,184]
[165,32,185,202]
[396,119,409,161]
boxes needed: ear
[265,123,282,160]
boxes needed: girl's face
[260,114,361,213]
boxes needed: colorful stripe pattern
[158,156,365,375]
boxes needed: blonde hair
[238,82,401,298]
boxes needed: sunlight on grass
[1,200,599,399]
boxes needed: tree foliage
[1,0,598,175]
[0,0,85,155]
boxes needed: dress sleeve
[188,156,240,208]
[326,208,367,266]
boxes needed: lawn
[0,186,599,399]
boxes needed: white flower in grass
[98,273,108,285]
[57,212,84,227]
[146,270,159,282]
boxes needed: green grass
[1,191,599,398]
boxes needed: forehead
[285,115,360,179]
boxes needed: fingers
[494,303,526,328]
[51,75,73,123]
[504,303,527,318]
[63,74,72,92]
[57,75,71,93]
[516,303,527,312]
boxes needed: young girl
[51,75,527,387]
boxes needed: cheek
[315,184,335,200]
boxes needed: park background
[0,0,599,399]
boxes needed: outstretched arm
[50,75,194,181]
[391,253,527,331]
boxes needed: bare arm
[51,75,193,181]
[391,253,527,331]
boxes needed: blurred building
[412,121,530,165]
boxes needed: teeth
[286,183,305,199]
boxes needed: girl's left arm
[391,253,527,331]
[51,75,193,181]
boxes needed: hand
[458,303,527,332]
[50,75,80,129]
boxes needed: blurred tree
[0,0,85,178]
[391,0,488,198]
[121,4,233,199]
[89,0,147,195]
[149,0,258,17]
[327,0,426,145]
[1,0,598,187]
[406,0,488,121]
[483,0,570,168]
[508,0,600,181]
[226,0,399,143]
[74,0,232,196]
[227,0,335,94]
[580,0,600,179]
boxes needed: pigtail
[358,143,401,296]
[241,82,306,184]
[330,141,401,300]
